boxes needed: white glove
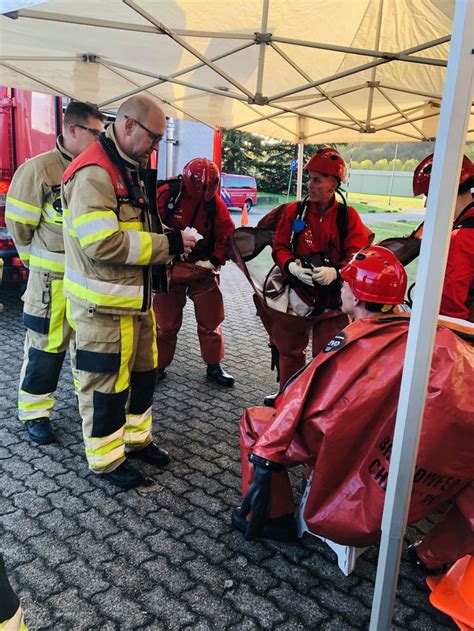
[195,259,216,271]
[288,260,314,286]
[312,266,338,286]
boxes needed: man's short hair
[63,101,105,127]
[364,301,395,313]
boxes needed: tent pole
[388,143,398,206]
[369,1,474,629]
[296,117,304,200]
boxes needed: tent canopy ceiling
[1,0,473,143]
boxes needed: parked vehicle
[220,173,257,210]
[0,86,60,288]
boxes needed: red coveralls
[440,201,474,322]
[413,201,474,568]
[271,198,369,387]
[153,184,235,368]
[239,317,474,561]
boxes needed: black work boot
[129,442,170,467]
[24,418,57,445]
[206,363,235,387]
[156,368,166,383]
[101,461,146,489]
[263,392,280,408]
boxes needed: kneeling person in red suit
[232,246,474,572]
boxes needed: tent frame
[3,1,468,145]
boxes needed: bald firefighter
[62,96,197,489]
[5,101,105,445]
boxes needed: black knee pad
[129,369,157,414]
[21,348,66,394]
[91,388,128,438]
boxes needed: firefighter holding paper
[153,158,235,387]
[62,95,196,489]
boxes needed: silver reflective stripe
[65,266,142,298]
[75,216,118,241]
[30,246,64,262]
[125,232,143,265]
[5,199,41,223]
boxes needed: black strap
[456,217,474,228]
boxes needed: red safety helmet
[303,147,347,184]
[182,157,220,202]
[340,245,407,305]
[413,153,474,197]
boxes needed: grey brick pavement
[0,265,454,630]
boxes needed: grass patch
[258,191,423,214]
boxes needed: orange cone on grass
[241,202,249,227]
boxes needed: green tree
[375,158,389,170]
[402,159,419,172]
[359,159,373,170]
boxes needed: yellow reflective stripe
[85,437,123,457]
[6,196,42,214]
[66,298,76,331]
[29,256,65,273]
[79,229,116,247]
[119,221,144,230]
[73,210,116,228]
[73,210,119,248]
[150,307,158,367]
[19,398,54,412]
[4,209,39,226]
[16,244,31,262]
[42,214,63,226]
[45,279,67,352]
[124,409,152,444]
[116,315,134,392]
[29,247,64,273]
[126,231,152,265]
[63,276,143,309]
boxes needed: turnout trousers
[67,300,158,474]
[153,262,225,369]
[19,272,74,423]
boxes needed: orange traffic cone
[427,555,474,630]
[241,202,249,227]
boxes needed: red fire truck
[0,86,61,288]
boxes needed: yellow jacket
[5,137,73,277]
[62,125,180,315]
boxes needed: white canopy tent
[1,1,473,627]
[1,0,473,144]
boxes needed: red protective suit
[153,184,234,368]
[269,198,370,386]
[440,201,474,322]
[239,316,474,551]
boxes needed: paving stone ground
[0,265,454,630]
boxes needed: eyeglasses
[75,124,102,138]
[124,115,163,145]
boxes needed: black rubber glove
[238,454,282,541]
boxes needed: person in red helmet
[231,247,474,555]
[264,147,370,405]
[153,158,236,386]
[412,153,474,322]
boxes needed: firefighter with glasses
[61,95,197,489]
[5,101,105,445]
